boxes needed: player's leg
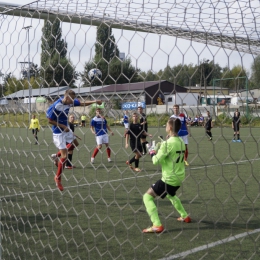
[141,136,147,154]
[181,136,189,165]
[66,150,73,168]
[167,194,191,222]
[133,150,142,171]
[206,128,212,140]
[53,133,68,191]
[126,142,139,170]
[104,143,112,162]
[142,183,164,233]
[66,138,78,168]
[34,129,39,144]
[91,136,102,162]
[55,132,77,158]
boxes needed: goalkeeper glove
[146,141,159,157]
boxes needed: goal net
[0,0,259,259]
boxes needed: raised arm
[80,100,102,106]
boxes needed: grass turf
[0,125,260,259]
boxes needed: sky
[0,0,257,84]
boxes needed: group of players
[28,89,242,233]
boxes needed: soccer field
[0,125,260,259]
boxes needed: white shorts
[53,131,75,150]
[180,135,188,145]
[124,123,129,129]
[96,134,109,145]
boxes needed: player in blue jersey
[90,108,114,163]
[170,104,190,166]
[123,110,129,137]
[46,89,102,191]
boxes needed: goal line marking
[158,228,260,260]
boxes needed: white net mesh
[0,0,260,259]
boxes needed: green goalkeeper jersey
[152,136,186,186]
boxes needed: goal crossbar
[0,1,259,55]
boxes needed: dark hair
[168,118,181,133]
[173,104,179,109]
[65,89,76,97]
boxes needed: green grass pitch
[0,125,260,259]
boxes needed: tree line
[1,19,259,96]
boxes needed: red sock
[106,147,111,158]
[185,149,188,161]
[56,158,66,179]
[92,147,99,158]
[67,143,75,152]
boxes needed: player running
[29,114,40,145]
[142,118,191,233]
[125,112,152,172]
[170,104,190,166]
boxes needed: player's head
[69,114,75,123]
[96,108,102,116]
[124,110,128,114]
[137,106,143,113]
[64,89,76,104]
[166,118,181,135]
[173,104,179,115]
[207,110,210,116]
[32,114,36,119]
[132,112,139,122]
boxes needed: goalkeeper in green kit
[143,118,191,233]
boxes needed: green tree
[4,76,41,95]
[219,65,248,90]
[250,55,260,89]
[41,19,76,87]
[138,70,159,81]
[82,23,140,86]
[21,63,40,79]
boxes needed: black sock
[142,142,147,153]
[66,154,73,166]
[237,134,240,140]
[129,156,135,165]
[207,131,212,138]
[135,158,139,168]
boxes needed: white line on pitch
[158,228,260,260]
[0,157,259,199]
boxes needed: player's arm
[185,121,190,135]
[29,120,33,129]
[90,125,96,135]
[80,100,102,106]
[125,133,129,148]
[151,142,168,165]
[36,119,40,131]
[106,124,114,136]
[143,131,152,138]
[48,119,69,132]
